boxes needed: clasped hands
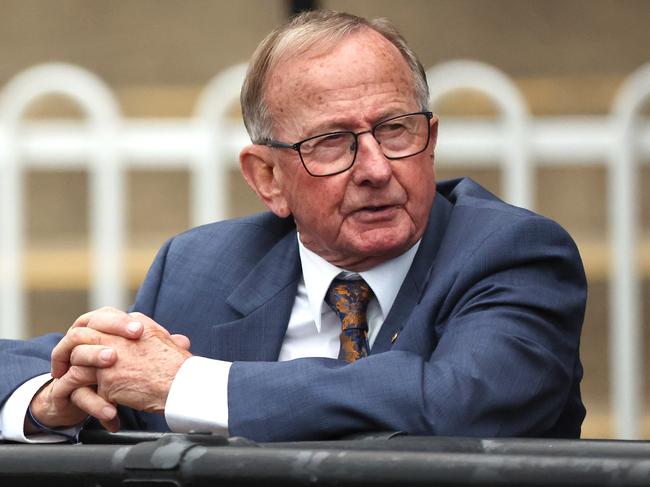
[27,307,192,433]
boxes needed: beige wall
[3,0,649,114]
[1,0,284,85]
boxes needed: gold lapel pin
[391,331,400,343]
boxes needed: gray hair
[240,9,430,143]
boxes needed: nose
[350,131,392,187]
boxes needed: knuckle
[69,345,92,365]
[68,327,85,341]
[70,312,92,331]
[69,346,81,364]
[92,307,119,322]
[72,326,102,345]
[97,384,110,402]
[97,367,113,385]
[98,381,117,404]
[70,387,100,415]
[86,313,100,328]
[71,313,88,329]
[68,365,90,384]
[67,366,83,381]
[69,386,84,403]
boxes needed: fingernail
[99,348,113,362]
[102,406,116,419]
[127,321,142,334]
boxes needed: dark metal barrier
[1,431,650,486]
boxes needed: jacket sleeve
[0,333,62,407]
[0,238,174,431]
[226,215,587,441]
[131,237,173,316]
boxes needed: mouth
[364,205,391,212]
[352,204,401,222]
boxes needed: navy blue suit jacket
[0,178,587,441]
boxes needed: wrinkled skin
[240,28,438,271]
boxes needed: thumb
[170,334,191,350]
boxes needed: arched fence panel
[0,64,124,340]
[1,60,649,438]
[426,60,531,209]
[609,63,650,439]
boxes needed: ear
[239,145,291,218]
[430,114,439,150]
[427,115,439,163]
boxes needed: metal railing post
[609,63,650,438]
[426,60,531,209]
[0,63,124,338]
[193,63,249,226]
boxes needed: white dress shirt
[0,235,419,442]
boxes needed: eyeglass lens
[299,113,430,176]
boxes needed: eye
[302,133,351,155]
[315,133,348,148]
[376,122,407,136]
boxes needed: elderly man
[0,10,586,443]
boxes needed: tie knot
[325,277,373,330]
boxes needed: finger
[129,312,172,338]
[69,345,116,368]
[128,313,185,348]
[83,308,144,339]
[100,414,121,433]
[51,328,106,378]
[170,334,191,350]
[51,366,99,399]
[71,306,128,330]
[70,309,101,328]
[69,386,119,426]
[27,379,87,429]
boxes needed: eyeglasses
[256,111,434,177]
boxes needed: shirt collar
[297,235,421,332]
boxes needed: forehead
[264,29,417,130]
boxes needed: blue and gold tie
[326,276,373,363]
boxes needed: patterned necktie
[325,276,373,363]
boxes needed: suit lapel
[208,190,454,361]
[210,230,301,362]
[371,193,453,353]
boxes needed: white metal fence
[1,60,649,438]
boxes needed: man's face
[251,29,437,271]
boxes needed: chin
[350,230,415,260]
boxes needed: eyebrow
[304,109,408,137]
[305,117,357,136]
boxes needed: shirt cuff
[0,374,81,443]
[165,356,231,436]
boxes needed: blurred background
[1,0,649,439]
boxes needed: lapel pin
[391,331,400,343]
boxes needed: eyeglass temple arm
[257,139,297,150]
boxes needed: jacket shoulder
[434,177,583,270]
[437,177,536,219]
[168,212,295,257]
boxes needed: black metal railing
[2,431,650,486]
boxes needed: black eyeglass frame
[256,111,434,177]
